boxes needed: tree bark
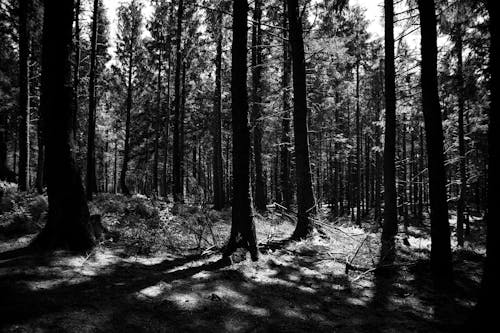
[223,0,258,262]
[287,0,316,239]
[86,0,99,201]
[120,45,134,196]
[280,0,293,209]
[172,0,184,203]
[18,0,30,191]
[32,0,95,252]
[476,1,499,327]
[212,7,225,210]
[417,0,453,287]
[455,9,467,247]
[381,0,398,259]
[72,0,81,140]
[251,0,266,212]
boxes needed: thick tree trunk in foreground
[18,0,30,191]
[86,0,99,201]
[223,0,258,262]
[32,0,95,252]
[212,7,225,210]
[476,0,499,327]
[417,0,453,287]
[288,0,316,239]
[251,0,266,212]
[280,0,292,209]
[172,0,184,203]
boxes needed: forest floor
[0,186,485,332]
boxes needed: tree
[381,0,398,260]
[280,0,292,209]
[172,0,185,203]
[417,0,453,287]
[475,0,499,327]
[86,0,99,201]
[32,0,95,251]
[210,1,226,210]
[251,0,266,212]
[288,0,316,239]
[223,0,258,262]
[18,0,30,191]
[116,0,143,196]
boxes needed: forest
[0,0,498,331]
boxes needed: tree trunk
[417,0,453,287]
[212,7,225,210]
[288,0,316,239]
[381,0,398,259]
[280,0,293,209]
[251,0,266,212]
[153,38,162,197]
[455,9,467,247]
[355,57,361,225]
[18,0,30,191]
[120,46,134,196]
[223,0,258,262]
[72,0,81,140]
[475,1,499,327]
[32,0,95,252]
[172,0,184,203]
[0,114,15,182]
[86,0,99,201]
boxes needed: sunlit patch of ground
[0,196,485,332]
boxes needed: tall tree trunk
[355,57,361,225]
[475,1,499,327]
[120,47,134,196]
[18,0,30,191]
[417,0,453,287]
[280,0,292,209]
[32,0,95,251]
[86,0,98,201]
[153,41,162,197]
[223,0,258,262]
[455,9,467,247]
[172,0,184,203]
[251,0,266,212]
[288,0,316,239]
[381,0,398,261]
[212,7,225,210]
[161,39,172,198]
[72,0,81,140]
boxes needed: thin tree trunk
[120,47,133,196]
[251,0,266,212]
[72,0,81,140]
[456,9,467,247]
[18,0,30,191]
[172,0,184,203]
[476,1,499,327]
[288,0,316,239]
[355,57,361,225]
[223,0,258,262]
[153,38,162,196]
[212,7,225,210]
[86,0,99,201]
[381,0,398,260]
[417,0,453,286]
[280,0,292,209]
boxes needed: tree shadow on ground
[0,234,476,333]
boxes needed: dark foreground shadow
[0,237,477,333]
